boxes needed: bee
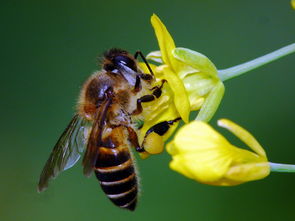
[38,48,180,211]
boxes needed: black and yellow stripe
[95,147,138,211]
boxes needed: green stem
[218,43,295,81]
[270,162,295,173]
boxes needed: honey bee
[38,48,180,211]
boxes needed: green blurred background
[1,0,295,220]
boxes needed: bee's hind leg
[123,116,181,154]
[144,118,181,137]
[140,117,181,154]
[127,117,181,155]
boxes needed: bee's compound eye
[114,55,137,72]
[104,63,115,71]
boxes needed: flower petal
[151,14,179,72]
[217,119,267,157]
[167,121,232,183]
[169,121,230,155]
[161,66,190,123]
[225,162,270,182]
[173,47,218,78]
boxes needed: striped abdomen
[94,146,138,211]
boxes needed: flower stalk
[218,43,295,81]
[270,162,295,173]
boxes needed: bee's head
[103,48,137,73]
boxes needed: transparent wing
[38,114,91,192]
[82,93,113,177]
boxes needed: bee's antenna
[134,51,154,76]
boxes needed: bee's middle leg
[132,79,166,115]
[144,118,181,137]
[149,79,166,98]
[126,117,181,154]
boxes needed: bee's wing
[82,93,113,177]
[38,114,91,192]
[117,63,137,86]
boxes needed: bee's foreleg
[133,75,141,93]
[133,74,154,92]
[134,50,154,76]
[139,73,153,81]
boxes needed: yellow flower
[166,119,270,186]
[292,0,295,9]
[148,14,225,122]
[137,14,224,157]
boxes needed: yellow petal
[151,14,179,72]
[291,0,295,9]
[167,121,232,182]
[171,121,230,154]
[217,119,267,157]
[225,162,270,182]
[161,66,190,123]
[171,150,233,183]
